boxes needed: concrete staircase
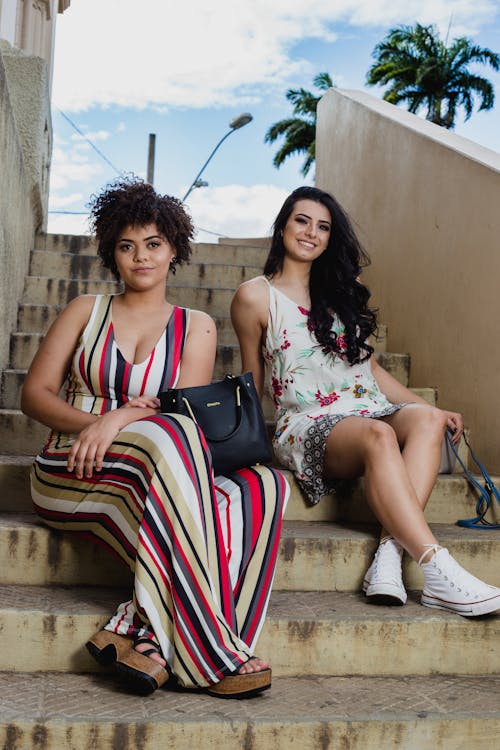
[0,233,499,749]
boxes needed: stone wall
[0,40,51,370]
[316,88,500,471]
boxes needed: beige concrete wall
[0,0,70,90]
[0,41,50,369]
[316,88,500,471]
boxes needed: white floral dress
[261,277,406,504]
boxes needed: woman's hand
[123,396,160,409]
[67,399,159,478]
[441,410,464,445]
[67,410,125,479]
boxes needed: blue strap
[445,430,500,529]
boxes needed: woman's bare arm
[21,296,101,433]
[175,310,217,387]
[371,356,463,441]
[21,296,159,477]
[370,356,429,406]
[230,278,268,398]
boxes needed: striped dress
[31,295,289,689]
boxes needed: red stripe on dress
[170,308,184,385]
[121,361,131,402]
[99,324,114,413]
[36,450,152,516]
[242,469,286,644]
[138,415,235,630]
[140,483,242,672]
[140,348,155,395]
[115,600,134,634]
[78,349,91,391]
[216,485,233,562]
[140,527,242,679]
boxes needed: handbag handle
[445,430,500,529]
[181,385,243,443]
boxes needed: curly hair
[264,186,378,364]
[88,176,194,280]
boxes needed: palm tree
[265,72,333,176]
[366,23,500,129]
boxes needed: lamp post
[182,113,253,202]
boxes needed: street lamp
[182,113,253,202]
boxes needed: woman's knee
[409,406,448,439]
[363,419,399,455]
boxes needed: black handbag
[159,372,272,474]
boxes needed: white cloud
[185,183,290,242]
[46,183,290,243]
[49,146,104,190]
[70,130,111,142]
[49,192,84,209]
[47,212,91,236]
[53,0,497,111]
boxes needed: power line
[197,227,229,238]
[57,109,122,174]
[48,210,228,238]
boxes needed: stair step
[16,305,241,347]
[1,514,498,591]
[9,334,244,372]
[1,672,498,750]
[1,584,498,676]
[29,251,263,288]
[36,234,270,265]
[22,278,237,317]
[0,368,435,416]
[0,456,492,524]
[7,329,408,380]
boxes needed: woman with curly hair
[231,185,500,617]
[21,178,288,697]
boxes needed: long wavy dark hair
[264,186,377,363]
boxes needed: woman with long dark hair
[22,178,289,698]
[231,185,500,617]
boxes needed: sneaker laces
[372,537,403,583]
[420,546,493,598]
[417,544,440,566]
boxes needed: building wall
[0,45,39,369]
[316,88,500,471]
[0,0,70,89]
[0,1,69,370]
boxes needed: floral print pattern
[262,278,405,505]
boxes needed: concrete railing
[316,88,500,471]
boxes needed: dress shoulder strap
[80,294,111,345]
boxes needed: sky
[48,0,500,242]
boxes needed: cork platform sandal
[86,629,132,666]
[114,638,170,696]
[207,662,272,699]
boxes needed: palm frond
[366,21,499,129]
[265,72,335,173]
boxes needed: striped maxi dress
[31,294,289,689]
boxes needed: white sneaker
[363,537,407,605]
[420,546,500,617]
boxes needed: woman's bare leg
[376,405,448,540]
[324,413,500,616]
[324,415,439,561]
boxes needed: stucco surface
[0,41,50,370]
[316,88,500,471]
